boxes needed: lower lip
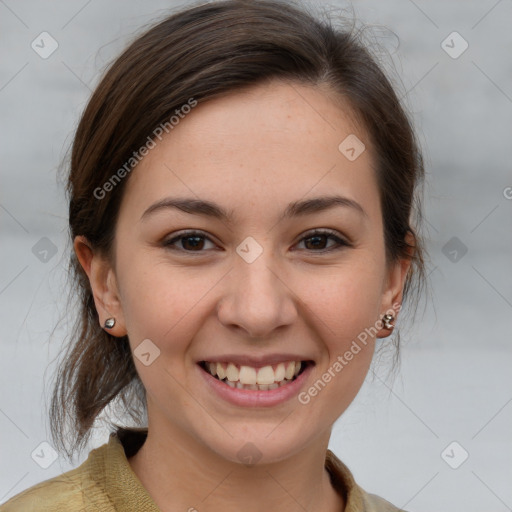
[197,363,314,407]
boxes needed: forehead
[119,80,380,224]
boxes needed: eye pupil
[305,235,327,250]
[182,236,204,250]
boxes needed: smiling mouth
[198,360,312,391]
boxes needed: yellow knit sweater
[0,428,405,511]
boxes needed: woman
[0,1,426,510]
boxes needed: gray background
[1,0,511,510]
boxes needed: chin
[198,423,318,467]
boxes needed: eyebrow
[140,195,367,223]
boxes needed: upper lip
[198,353,314,368]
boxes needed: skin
[75,80,412,512]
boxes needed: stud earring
[104,318,116,329]
[382,313,394,329]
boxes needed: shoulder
[0,428,149,512]
[325,449,408,512]
[360,489,408,512]
[0,468,88,511]
[0,444,109,512]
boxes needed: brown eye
[296,230,349,252]
[163,231,216,252]
[180,236,205,250]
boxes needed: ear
[73,235,127,337]
[376,232,415,338]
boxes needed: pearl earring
[382,313,394,329]
[104,318,116,329]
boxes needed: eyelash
[162,229,350,254]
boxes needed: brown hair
[51,0,427,460]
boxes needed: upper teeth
[206,361,302,385]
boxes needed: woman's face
[83,81,409,464]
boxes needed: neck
[127,424,344,512]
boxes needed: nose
[216,251,298,339]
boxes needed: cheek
[116,251,218,351]
[295,259,384,341]
[295,266,379,416]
